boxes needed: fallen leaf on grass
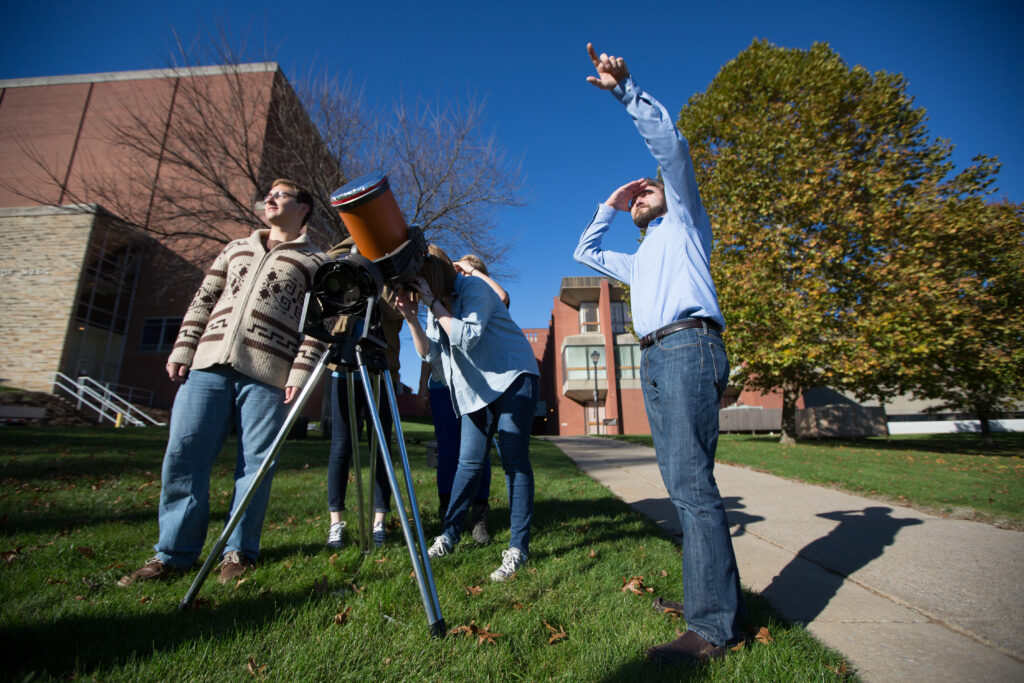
[448,620,502,645]
[74,595,86,601]
[375,557,389,564]
[575,524,590,533]
[730,641,745,652]
[47,577,67,585]
[312,575,329,596]
[465,585,483,596]
[621,576,648,595]
[828,660,848,675]
[246,656,267,677]
[588,549,596,558]
[103,562,124,570]
[383,658,391,666]
[659,570,668,577]
[334,606,352,624]
[139,596,152,604]
[234,578,248,589]
[349,583,364,595]
[543,620,567,644]
[2,549,20,563]
[754,626,773,644]
[512,603,525,611]
[329,553,338,566]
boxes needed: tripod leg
[382,372,445,636]
[178,353,330,611]
[367,371,380,548]
[347,373,369,552]
[358,364,445,637]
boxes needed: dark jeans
[441,374,537,554]
[429,382,491,503]
[327,371,393,514]
[641,325,745,646]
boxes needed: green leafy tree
[677,40,1016,443]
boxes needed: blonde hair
[420,244,456,302]
[459,254,489,276]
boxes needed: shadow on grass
[725,432,1024,458]
[2,579,357,679]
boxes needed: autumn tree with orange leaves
[677,40,1023,444]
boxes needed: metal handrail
[51,373,166,427]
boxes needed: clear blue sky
[3,0,1021,388]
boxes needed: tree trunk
[979,413,994,449]
[779,382,799,445]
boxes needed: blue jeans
[155,366,286,567]
[429,381,491,502]
[328,372,392,514]
[442,374,537,554]
[641,326,745,646]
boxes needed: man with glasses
[573,45,745,664]
[120,178,327,586]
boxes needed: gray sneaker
[427,535,454,559]
[372,522,385,547]
[326,521,346,549]
[489,547,525,582]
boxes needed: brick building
[0,64,334,413]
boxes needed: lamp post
[590,349,600,435]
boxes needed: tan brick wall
[0,206,95,391]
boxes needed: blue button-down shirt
[573,76,724,337]
[420,274,539,417]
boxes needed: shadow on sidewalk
[762,506,923,623]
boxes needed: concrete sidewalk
[544,435,1024,682]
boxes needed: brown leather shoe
[645,630,727,664]
[117,557,185,586]
[652,596,685,618]
[217,551,255,584]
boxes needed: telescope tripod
[177,302,445,638]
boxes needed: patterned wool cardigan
[168,230,328,390]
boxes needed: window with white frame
[563,345,605,381]
[579,302,599,333]
[615,343,641,379]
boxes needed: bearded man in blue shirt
[574,43,745,664]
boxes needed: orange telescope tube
[330,173,408,260]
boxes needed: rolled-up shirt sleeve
[448,278,496,351]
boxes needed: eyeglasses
[263,190,298,203]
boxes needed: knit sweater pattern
[168,230,328,390]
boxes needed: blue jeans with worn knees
[155,366,286,567]
[429,381,491,502]
[328,372,393,514]
[442,373,537,554]
[641,327,745,646]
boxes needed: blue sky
[2,0,1021,388]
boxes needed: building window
[610,301,632,334]
[579,302,599,333]
[563,345,605,381]
[139,317,182,353]
[615,343,641,379]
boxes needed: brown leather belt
[638,318,721,349]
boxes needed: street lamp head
[591,350,600,364]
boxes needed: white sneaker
[326,521,345,549]
[490,548,526,582]
[372,522,385,547]
[427,535,454,559]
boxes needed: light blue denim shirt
[421,274,539,417]
[573,76,725,337]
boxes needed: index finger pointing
[587,43,600,65]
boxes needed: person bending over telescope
[396,245,538,582]
[573,44,745,664]
[119,178,327,587]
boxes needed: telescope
[179,173,445,638]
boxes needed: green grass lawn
[0,423,854,681]
[608,433,1024,529]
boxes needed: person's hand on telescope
[586,43,629,90]
[166,362,189,383]
[394,285,420,320]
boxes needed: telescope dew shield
[331,173,409,260]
